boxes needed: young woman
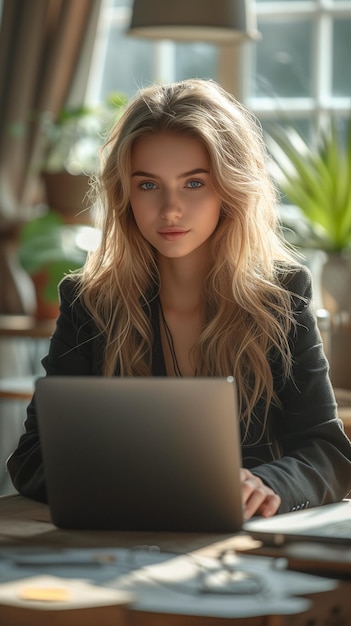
[8,79,351,518]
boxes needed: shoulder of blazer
[58,273,81,303]
[277,264,313,311]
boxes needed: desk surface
[0,315,56,338]
[0,495,277,626]
[1,494,350,574]
[0,495,351,626]
[0,493,256,554]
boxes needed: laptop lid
[243,500,351,546]
[35,376,243,533]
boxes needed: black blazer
[7,266,351,512]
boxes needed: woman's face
[130,132,222,260]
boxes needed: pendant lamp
[128,0,260,43]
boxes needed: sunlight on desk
[0,495,351,626]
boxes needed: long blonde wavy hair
[77,78,298,428]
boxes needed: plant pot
[41,171,92,224]
[30,270,60,320]
[321,253,351,389]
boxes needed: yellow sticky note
[18,586,70,602]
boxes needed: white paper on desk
[106,551,337,618]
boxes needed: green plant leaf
[266,114,351,252]
[18,212,89,277]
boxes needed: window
[87,0,351,137]
[244,0,351,139]
[87,0,218,103]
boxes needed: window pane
[333,19,351,97]
[111,0,131,7]
[98,21,155,99]
[262,117,312,143]
[89,0,218,102]
[253,20,313,98]
[175,43,218,81]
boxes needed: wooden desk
[0,495,350,626]
[0,495,279,626]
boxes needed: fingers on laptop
[240,468,281,520]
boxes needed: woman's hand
[240,468,281,519]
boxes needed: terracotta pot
[30,270,60,321]
[41,171,92,224]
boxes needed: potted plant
[266,114,351,388]
[40,92,128,222]
[17,210,100,320]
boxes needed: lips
[157,228,189,241]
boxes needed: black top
[7,265,351,512]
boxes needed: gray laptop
[35,376,244,532]
[35,375,351,542]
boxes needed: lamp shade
[128,0,260,43]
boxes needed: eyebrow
[131,168,210,178]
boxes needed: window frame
[243,0,351,124]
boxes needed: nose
[160,188,182,221]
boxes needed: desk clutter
[0,546,338,624]
[1,492,351,626]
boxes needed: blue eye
[140,181,157,191]
[187,180,203,189]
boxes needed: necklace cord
[159,300,183,377]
